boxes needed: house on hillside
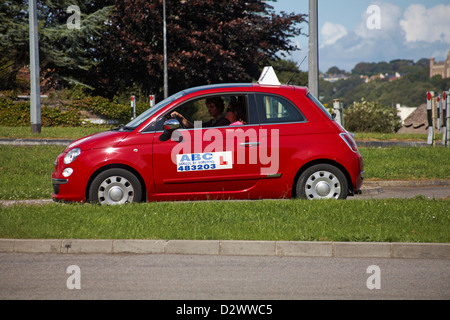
[322,73,349,82]
[361,72,402,83]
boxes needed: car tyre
[296,164,348,200]
[88,168,142,205]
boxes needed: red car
[52,78,364,204]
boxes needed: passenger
[171,97,230,128]
[225,97,247,126]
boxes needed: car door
[152,93,263,196]
[252,92,308,179]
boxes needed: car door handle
[239,142,260,147]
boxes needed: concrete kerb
[1,239,449,259]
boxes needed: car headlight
[64,148,81,164]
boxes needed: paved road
[0,253,448,300]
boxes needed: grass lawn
[0,127,448,243]
[0,199,448,243]
[0,126,108,140]
[0,145,449,200]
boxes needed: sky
[269,0,450,72]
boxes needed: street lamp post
[163,0,168,99]
[29,0,41,133]
[308,0,319,98]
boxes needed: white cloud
[320,22,347,47]
[400,4,450,44]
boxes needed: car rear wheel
[296,164,348,200]
[89,168,142,205]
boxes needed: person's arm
[170,111,193,128]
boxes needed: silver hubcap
[98,176,134,205]
[305,170,341,199]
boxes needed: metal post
[29,0,41,133]
[446,90,450,147]
[163,0,168,99]
[333,99,344,127]
[442,91,447,146]
[308,0,319,98]
[436,94,441,131]
[432,95,437,146]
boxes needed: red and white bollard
[131,95,136,120]
[149,95,155,107]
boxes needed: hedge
[0,94,149,127]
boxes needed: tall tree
[0,1,114,91]
[95,0,306,98]
[0,1,29,90]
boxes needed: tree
[0,1,29,90]
[95,0,307,98]
[0,1,114,91]
[326,66,347,75]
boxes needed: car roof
[181,83,309,96]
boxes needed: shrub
[73,96,131,123]
[1,92,180,127]
[0,96,82,127]
[344,98,402,133]
[0,98,30,126]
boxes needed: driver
[170,97,230,128]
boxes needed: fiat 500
[52,79,364,205]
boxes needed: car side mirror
[159,119,183,142]
[164,118,181,130]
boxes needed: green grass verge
[0,126,108,140]
[0,199,448,242]
[359,146,450,180]
[353,132,443,142]
[0,145,63,200]
[0,145,449,200]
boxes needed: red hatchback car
[52,81,364,205]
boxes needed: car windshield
[123,91,185,129]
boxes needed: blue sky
[269,0,450,72]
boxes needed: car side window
[157,94,255,131]
[255,94,306,124]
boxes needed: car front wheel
[296,164,348,200]
[88,168,142,205]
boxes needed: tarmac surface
[1,138,449,259]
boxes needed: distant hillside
[320,59,450,108]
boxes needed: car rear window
[307,93,333,120]
[255,93,306,124]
